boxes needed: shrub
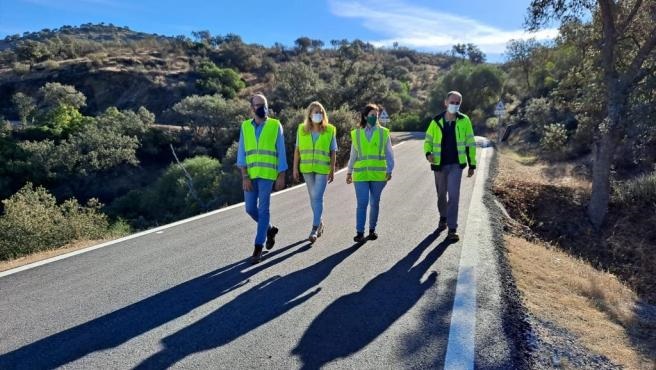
[523,97,555,139]
[613,171,656,206]
[0,183,110,260]
[540,123,568,156]
[12,62,30,74]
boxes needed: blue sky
[0,0,558,62]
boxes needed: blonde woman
[293,101,337,243]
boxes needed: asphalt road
[0,137,517,369]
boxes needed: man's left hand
[467,168,475,177]
[275,173,286,191]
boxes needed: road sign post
[494,101,505,145]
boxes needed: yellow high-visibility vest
[424,112,477,167]
[242,118,280,180]
[297,123,335,175]
[351,126,389,182]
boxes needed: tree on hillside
[272,62,322,109]
[427,62,504,120]
[12,92,36,126]
[191,30,212,46]
[451,43,467,59]
[505,38,541,90]
[39,82,86,110]
[466,43,486,64]
[295,37,312,53]
[527,0,656,227]
[195,60,245,98]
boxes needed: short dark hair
[359,103,380,128]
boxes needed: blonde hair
[303,101,329,133]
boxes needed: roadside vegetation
[0,24,504,261]
[491,0,655,367]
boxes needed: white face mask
[447,104,460,114]
[311,113,323,123]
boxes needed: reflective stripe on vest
[297,123,335,175]
[351,127,389,182]
[242,118,279,180]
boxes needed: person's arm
[424,121,435,162]
[293,146,301,183]
[328,132,337,183]
[465,118,476,177]
[465,118,477,170]
[385,137,395,180]
[275,124,287,190]
[346,144,357,184]
[236,129,253,191]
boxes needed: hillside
[0,24,456,122]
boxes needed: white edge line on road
[443,147,491,370]
[0,140,411,278]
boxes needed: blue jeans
[303,173,328,226]
[354,181,387,233]
[244,179,274,246]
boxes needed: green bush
[388,112,423,132]
[110,155,231,226]
[0,183,110,260]
[540,123,568,156]
[523,97,555,140]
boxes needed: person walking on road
[237,93,288,264]
[424,91,476,242]
[346,103,394,243]
[292,101,338,243]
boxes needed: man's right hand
[242,177,253,192]
[427,154,434,163]
[292,170,300,183]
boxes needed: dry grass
[496,148,656,369]
[507,235,655,369]
[0,239,109,273]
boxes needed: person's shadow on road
[0,240,310,370]
[292,232,452,369]
[134,241,365,369]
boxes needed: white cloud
[328,0,558,54]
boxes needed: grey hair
[446,91,463,101]
[250,93,268,107]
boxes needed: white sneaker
[309,226,318,243]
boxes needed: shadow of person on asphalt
[133,241,364,369]
[292,232,451,370]
[0,240,309,370]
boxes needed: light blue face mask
[447,104,460,114]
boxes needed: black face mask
[255,105,268,119]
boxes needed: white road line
[444,147,491,369]
[0,140,410,278]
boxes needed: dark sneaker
[353,232,366,243]
[368,229,378,240]
[265,226,278,250]
[446,229,460,242]
[316,222,324,237]
[251,244,264,264]
[436,217,447,233]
